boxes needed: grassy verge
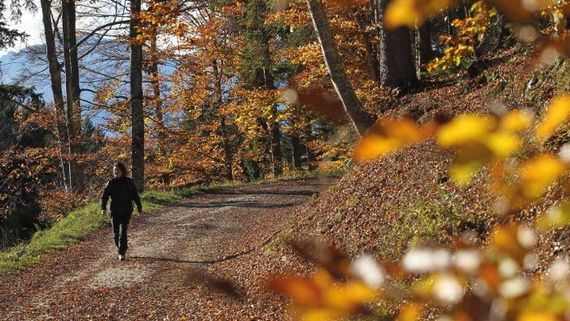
[0,187,198,277]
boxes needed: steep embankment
[288,46,570,263]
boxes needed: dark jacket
[101,176,142,215]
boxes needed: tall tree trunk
[130,0,144,192]
[241,0,283,177]
[355,14,381,83]
[418,19,434,67]
[41,0,69,190]
[148,28,165,155]
[213,59,233,181]
[219,115,233,181]
[306,146,316,170]
[377,0,418,88]
[61,0,82,190]
[291,135,302,170]
[306,0,374,137]
[269,112,282,177]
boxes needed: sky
[0,4,44,58]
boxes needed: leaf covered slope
[289,47,570,261]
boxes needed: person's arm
[129,179,142,213]
[101,181,111,214]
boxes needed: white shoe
[118,254,125,261]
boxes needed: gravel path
[0,179,330,321]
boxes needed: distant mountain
[0,37,175,129]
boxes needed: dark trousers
[111,214,131,255]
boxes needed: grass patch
[0,187,199,277]
[375,188,487,261]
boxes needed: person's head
[113,162,127,178]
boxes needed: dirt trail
[0,179,330,321]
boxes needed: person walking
[101,162,142,261]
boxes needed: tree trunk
[355,14,381,83]
[219,115,233,181]
[41,0,69,190]
[130,0,144,192]
[306,0,374,137]
[418,19,434,67]
[213,59,233,181]
[291,135,302,170]
[306,145,316,170]
[148,29,165,154]
[377,0,418,88]
[61,0,82,190]
[270,115,282,177]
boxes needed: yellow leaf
[485,131,521,158]
[437,114,497,148]
[450,160,482,185]
[384,0,416,28]
[500,110,533,132]
[301,308,340,321]
[490,223,529,262]
[536,201,570,231]
[517,311,558,321]
[520,154,566,198]
[385,0,458,28]
[324,282,376,310]
[354,118,431,162]
[537,95,570,142]
[396,303,423,321]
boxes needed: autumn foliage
[0,0,570,319]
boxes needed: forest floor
[0,179,332,321]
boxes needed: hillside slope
[287,45,570,264]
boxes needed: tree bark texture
[130,0,145,192]
[377,0,418,88]
[306,0,374,137]
[418,19,434,67]
[62,0,82,190]
[41,0,70,190]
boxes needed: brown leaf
[286,87,347,123]
[267,275,322,305]
[287,238,351,280]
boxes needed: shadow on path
[205,190,319,197]
[175,200,305,209]
[129,246,258,264]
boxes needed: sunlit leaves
[355,110,534,185]
[272,222,570,321]
[395,303,423,321]
[501,109,534,132]
[426,1,496,73]
[385,0,457,28]
[536,201,570,230]
[384,0,570,70]
[437,115,497,148]
[354,118,437,162]
[269,269,377,321]
[536,94,570,142]
[520,155,566,198]
[355,95,570,208]
[518,312,559,321]
[384,0,560,29]
[490,224,536,263]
